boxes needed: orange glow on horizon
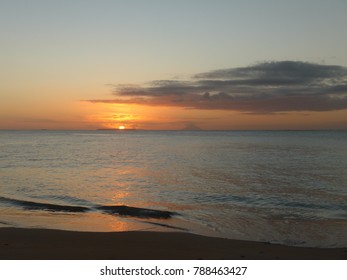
[7,100,346,130]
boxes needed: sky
[1,0,347,130]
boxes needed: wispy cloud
[88,61,347,113]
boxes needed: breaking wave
[0,196,176,219]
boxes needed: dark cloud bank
[89,61,347,113]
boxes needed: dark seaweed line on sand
[0,196,176,219]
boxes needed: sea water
[0,130,346,247]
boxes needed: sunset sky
[1,0,347,130]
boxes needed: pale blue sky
[1,0,347,129]
[2,0,346,83]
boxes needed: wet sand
[0,227,346,260]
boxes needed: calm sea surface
[0,130,346,247]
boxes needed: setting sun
[118,125,125,130]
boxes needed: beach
[0,227,345,260]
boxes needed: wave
[97,205,175,218]
[35,194,95,207]
[0,221,13,226]
[0,196,176,219]
[143,221,187,230]
[0,196,89,212]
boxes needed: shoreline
[0,227,346,260]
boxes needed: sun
[118,125,125,130]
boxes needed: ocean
[0,130,346,248]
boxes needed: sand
[0,227,346,260]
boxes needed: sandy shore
[0,227,346,260]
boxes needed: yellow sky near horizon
[2,95,347,130]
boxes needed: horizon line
[1,128,347,132]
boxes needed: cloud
[88,61,347,113]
